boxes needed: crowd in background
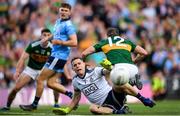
[0,0,179,100]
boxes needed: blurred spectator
[152,71,166,100]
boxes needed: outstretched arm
[14,51,29,79]
[81,46,96,58]
[68,90,81,111]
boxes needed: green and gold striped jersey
[25,40,52,70]
[94,36,136,65]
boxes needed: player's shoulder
[94,66,103,74]
[98,39,108,45]
[86,67,95,73]
[55,19,61,24]
[47,42,53,48]
[64,20,73,27]
[72,75,79,84]
[73,74,78,80]
[94,66,103,71]
[100,38,108,42]
[124,38,136,45]
[30,39,41,48]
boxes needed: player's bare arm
[81,46,96,58]
[133,45,148,64]
[14,51,29,79]
[68,90,81,111]
[51,34,77,47]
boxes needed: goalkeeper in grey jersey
[53,57,155,115]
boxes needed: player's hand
[81,52,87,61]
[81,52,86,58]
[13,72,20,80]
[100,59,113,70]
[51,40,62,45]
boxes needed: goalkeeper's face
[72,59,86,77]
[59,7,71,20]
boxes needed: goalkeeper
[53,57,155,115]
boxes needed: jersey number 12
[108,36,124,47]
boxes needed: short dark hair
[41,28,51,34]
[71,57,83,65]
[107,27,119,37]
[61,3,71,10]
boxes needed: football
[110,66,130,85]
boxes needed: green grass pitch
[0,100,180,115]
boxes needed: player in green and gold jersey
[82,27,148,89]
[0,28,52,111]
[81,28,155,112]
[82,28,147,64]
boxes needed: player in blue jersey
[19,3,77,111]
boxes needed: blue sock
[136,93,145,101]
[65,91,73,99]
[113,109,124,114]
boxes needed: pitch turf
[0,100,180,115]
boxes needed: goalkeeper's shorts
[102,89,126,110]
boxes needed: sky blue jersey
[51,18,76,60]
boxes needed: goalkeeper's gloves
[100,59,113,70]
[54,107,71,115]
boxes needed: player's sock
[135,93,144,100]
[32,96,40,107]
[6,102,11,108]
[6,90,17,108]
[65,91,73,99]
[136,93,155,107]
[54,101,60,108]
[113,109,124,114]
[112,105,131,114]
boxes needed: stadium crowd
[0,0,179,100]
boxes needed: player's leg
[1,73,32,111]
[52,76,60,107]
[36,68,55,97]
[19,67,55,111]
[113,83,156,107]
[126,64,143,90]
[47,73,72,98]
[53,90,60,108]
[46,57,72,98]
[90,102,129,114]
[130,74,143,89]
[89,104,114,115]
[101,89,130,114]
[115,63,143,90]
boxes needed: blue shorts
[44,56,66,73]
[102,89,126,110]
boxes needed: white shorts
[114,63,138,79]
[22,66,41,80]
